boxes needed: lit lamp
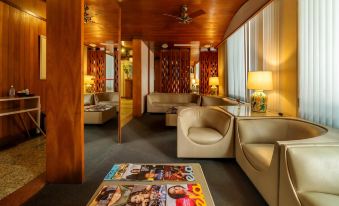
[247,71,273,112]
[209,76,219,95]
[84,75,95,93]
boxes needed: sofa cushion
[98,101,118,106]
[188,127,223,145]
[84,94,94,106]
[242,144,274,171]
[299,192,339,206]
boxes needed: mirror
[83,0,121,144]
[119,41,134,142]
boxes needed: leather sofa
[147,92,238,113]
[147,93,200,113]
[201,95,238,106]
[235,117,330,206]
[279,144,339,206]
[84,92,119,124]
[177,106,234,158]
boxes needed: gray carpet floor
[25,114,267,206]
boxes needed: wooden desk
[0,96,46,137]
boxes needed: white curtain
[245,1,280,111]
[106,54,114,92]
[299,0,339,128]
[227,26,246,101]
[263,1,280,112]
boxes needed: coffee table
[87,163,215,206]
[165,107,177,126]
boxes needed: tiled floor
[0,137,45,200]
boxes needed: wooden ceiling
[36,0,247,48]
[119,0,247,47]
[84,0,120,46]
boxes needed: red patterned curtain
[199,51,218,94]
[88,50,106,93]
[160,49,190,93]
[113,50,119,92]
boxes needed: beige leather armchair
[236,118,328,206]
[279,144,339,206]
[177,106,234,158]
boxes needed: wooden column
[132,39,142,117]
[46,0,84,183]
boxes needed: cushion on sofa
[298,192,339,206]
[84,94,94,106]
[242,144,274,171]
[188,127,223,145]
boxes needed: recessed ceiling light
[89,43,96,47]
[162,43,168,49]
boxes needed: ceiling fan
[163,5,206,24]
[84,4,104,25]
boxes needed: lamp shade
[84,75,95,85]
[247,71,273,90]
[209,77,219,86]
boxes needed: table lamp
[209,76,219,95]
[247,71,273,112]
[84,75,95,93]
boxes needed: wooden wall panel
[0,0,46,19]
[0,1,46,141]
[87,50,106,93]
[154,59,161,92]
[160,49,190,93]
[46,0,84,183]
[199,51,218,94]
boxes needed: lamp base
[251,90,267,112]
[210,86,217,96]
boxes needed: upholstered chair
[235,117,328,206]
[177,106,234,158]
[279,144,339,206]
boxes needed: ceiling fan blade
[189,10,206,19]
[163,13,181,20]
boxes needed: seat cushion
[299,192,339,206]
[242,144,274,171]
[188,127,223,145]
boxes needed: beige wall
[218,44,227,97]
[141,41,149,114]
[149,50,155,93]
[278,0,298,116]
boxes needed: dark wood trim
[0,0,46,21]
[147,42,150,94]
[0,173,45,206]
[117,7,122,144]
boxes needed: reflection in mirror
[119,41,134,131]
[83,0,120,148]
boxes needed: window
[227,26,246,101]
[226,1,279,109]
[106,54,114,92]
[298,0,339,128]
